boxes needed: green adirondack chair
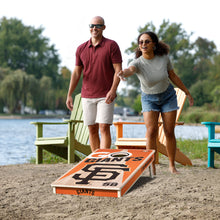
[31,93,91,164]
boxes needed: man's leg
[96,98,114,149]
[88,124,100,152]
[99,123,111,149]
[82,98,100,152]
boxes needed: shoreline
[0,114,67,119]
[0,114,202,125]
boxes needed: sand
[0,158,219,220]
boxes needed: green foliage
[208,53,220,82]
[1,17,219,116]
[0,17,60,84]
[0,69,38,113]
[193,37,217,60]
[179,107,220,123]
[211,85,220,110]
[190,80,213,106]
[115,95,126,107]
[0,17,83,114]
[132,94,142,113]
[120,19,219,115]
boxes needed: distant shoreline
[0,114,67,119]
[0,114,203,126]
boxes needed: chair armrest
[30,121,68,138]
[113,121,184,140]
[113,122,145,139]
[201,122,220,140]
[201,122,220,126]
[113,121,145,125]
[64,119,83,123]
[30,121,68,125]
[176,121,184,125]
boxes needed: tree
[54,66,83,110]
[122,20,219,112]
[124,20,193,89]
[191,37,217,82]
[0,17,60,85]
[211,85,220,110]
[0,69,37,113]
[190,80,213,106]
[193,37,217,61]
[38,76,55,111]
[132,94,142,114]
[207,53,220,83]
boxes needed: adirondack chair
[31,93,91,164]
[114,88,192,166]
[201,122,220,168]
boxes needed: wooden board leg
[155,151,159,164]
[149,165,154,178]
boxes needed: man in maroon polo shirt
[66,16,122,152]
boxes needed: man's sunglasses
[89,24,104,29]
[138,40,152,45]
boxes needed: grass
[29,139,220,165]
[29,151,67,164]
[177,139,210,160]
[176,138,220,168]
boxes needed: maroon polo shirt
[75,37,122,98]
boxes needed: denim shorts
[141,84,179,113]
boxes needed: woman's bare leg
[143,111,160,175]
[161,110,179,174]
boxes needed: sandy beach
[0,158,219,220]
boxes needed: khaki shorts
[82,97,115,126]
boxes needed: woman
[118,31,194,174]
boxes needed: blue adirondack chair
[201,122,220,168]
[31,93,91,164]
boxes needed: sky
[1,0,220,72]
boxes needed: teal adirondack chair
[201,122,220,168]
[31,93,91,164]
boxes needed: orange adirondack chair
[113,88,192,166]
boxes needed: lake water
[0,118,219,166]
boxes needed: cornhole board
[51,149,155,198]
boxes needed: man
[66,16,122,152]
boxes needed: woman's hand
[117,70,126,81]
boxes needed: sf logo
[72,163,129,184]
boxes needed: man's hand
[66,96,73,111]
[105,91,117,104]
[117,70,126,81]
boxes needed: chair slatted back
[70,94,89,145]
[158,88,186,145]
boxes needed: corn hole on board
[51,149,155,198]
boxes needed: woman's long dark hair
[135,31,170,58]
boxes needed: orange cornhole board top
[51,149,154,198]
